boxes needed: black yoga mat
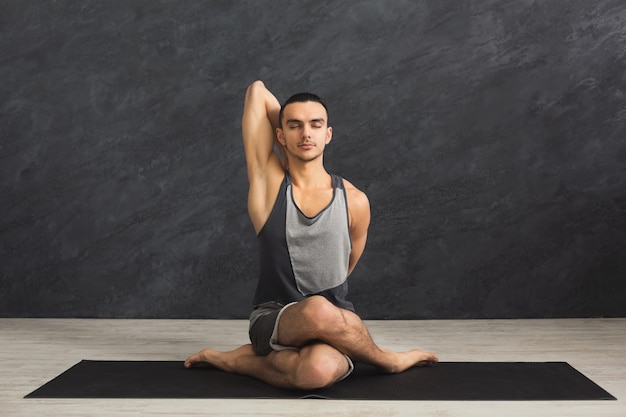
[25,360,616,401]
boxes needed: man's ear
[276,127,286,145]
[325,126,333,145]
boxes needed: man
[185,80,438,390]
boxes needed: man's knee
[292,345,349,390]
[293,361,337,390]
[300,296,345,332]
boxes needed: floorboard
[1,318,624,416]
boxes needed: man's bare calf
[277,296,438,374]
[185,342,350,390]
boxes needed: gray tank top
[251,172,354,312]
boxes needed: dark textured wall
[1,0,625,319]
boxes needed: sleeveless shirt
[251,172,354,312]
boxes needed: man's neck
[287,160,331,189]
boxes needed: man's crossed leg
[185,295,438,390]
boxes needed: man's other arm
[345,181,371,276]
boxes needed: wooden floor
[1,318,624,417]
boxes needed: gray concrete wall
[1,0,625,318]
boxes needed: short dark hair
[279,92,329,127]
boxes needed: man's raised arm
[241,81,285,233]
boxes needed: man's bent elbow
[246,80,267,99]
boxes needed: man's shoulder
[339,176,365,194]
[339,177,370,210]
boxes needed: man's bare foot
[411,349,439,367]
[184,344,256,372]
[380,348,439,374]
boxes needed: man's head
[279,93,329,128]
[276,92,333,164]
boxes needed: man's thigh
[277,296,346,347]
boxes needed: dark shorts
[248,302,298,356]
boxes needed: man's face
[277,101,332,163]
